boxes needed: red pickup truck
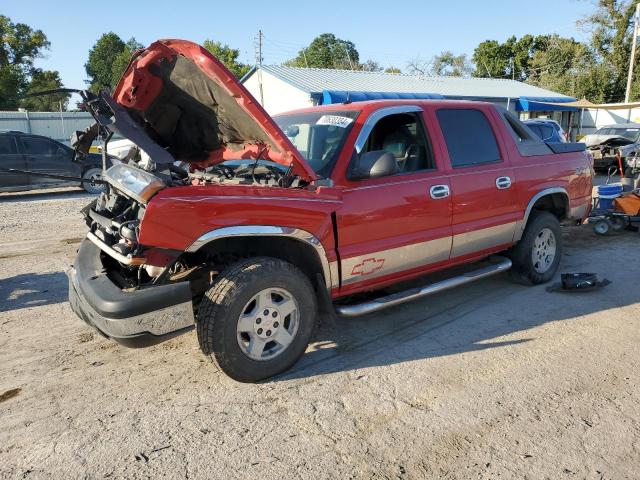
[68,40,593,382]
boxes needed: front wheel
[508,211,562,284]
[81,168,106,194]
[197,257,317,382]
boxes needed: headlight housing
[103,163,165,204]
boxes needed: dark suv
[0,131,110,194]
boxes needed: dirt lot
[1,185,639,479]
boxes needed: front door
[434,106,518,259]
[336,106,452,295]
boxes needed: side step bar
[335,257,512,317]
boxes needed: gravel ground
[1,185,639,479]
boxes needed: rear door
[336,106,453,294]
[19,136,79,186]
[0,134,28,189]
[434,106,518,259]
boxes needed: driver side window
[361,112,435,173]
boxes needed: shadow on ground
[0,272,68,313]
[274,227,640,382]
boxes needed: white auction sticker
[316,115,354,128]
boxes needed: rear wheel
[509,211,562,284]
[197,257,317,382]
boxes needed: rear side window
[0,136,17,154]
[437,109,500,167]
[21,137,58,155]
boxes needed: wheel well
[195,235,326,289]
[530,192,568,221]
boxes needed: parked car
[582,123,640,173]
[0,131,111,194]
[67,40,593,382]
[523,119,567,143]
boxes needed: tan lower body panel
[451,222,516,258]
[342,236,451,286]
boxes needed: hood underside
[112,39,316,182]
[585,135,635,148]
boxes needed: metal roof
[248,65,572,100]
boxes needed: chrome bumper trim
[86,232,146,266]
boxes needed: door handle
[495,176,512,190]
[429,184,450,199]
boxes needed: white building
[241,65,577,127]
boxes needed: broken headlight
[103,163,166,204]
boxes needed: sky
[4,0,594,103]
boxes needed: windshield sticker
[625,128,640,132]
[316,115,354,128]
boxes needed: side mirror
[349,150,398,180]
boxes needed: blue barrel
[598,183,623,210]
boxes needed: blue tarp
[321,90,444,104]
[515,96,577,112]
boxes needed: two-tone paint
[136,99,593,299]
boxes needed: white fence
[0,111,95,145]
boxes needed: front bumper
[68,239,195,347]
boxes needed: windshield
[273,110,360,177]
[595,127,640,141]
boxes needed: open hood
[584,134,635,148]
[112,39,316,182]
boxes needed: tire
[197,257,317,382]
[593,219,611,236]
[508,211,562,285]
[81,167,106,194]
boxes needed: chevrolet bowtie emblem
[351,257,385,276]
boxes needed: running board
[335,257,512,317]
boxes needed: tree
[0,15,61,110]
[580,0,637,101]
[472,36,542,80]
[384,66,402,74]
[202,40,250,78]
[360,59,382,72]
[286,33,359,69]
[85,32,125,92]
[21,69,68,110]
[111,38,143,87]
[430,51,472,77]
[407,51,471,77]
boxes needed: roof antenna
[343,92,352,104]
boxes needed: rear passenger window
[437,109,501,167]
[0,136,17,154]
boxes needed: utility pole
[255,30,264,106]
[625,2,640,104]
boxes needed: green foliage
[384,66,402,74]
[202,40,250,78]
[111,38,143,87]
[286,33,360,69]
[360,59,382,72]
[430,51,472,77]
[85,32,125,92]
[0,15,68,110]
[21,69,67,110]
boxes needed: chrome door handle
[429,184,450,199]
[496,176,512,190]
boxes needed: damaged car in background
[67,39,592,382]
[583,123,640,174]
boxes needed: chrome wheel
[82,168,106,194]
[236,288,299,361]
[531,227,556,274]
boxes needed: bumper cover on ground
[68,239,194,347]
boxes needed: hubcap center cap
[254,307,280,338]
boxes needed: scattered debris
[547,273,611,293]
[77,332,94,343]
[0,387,22,403]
